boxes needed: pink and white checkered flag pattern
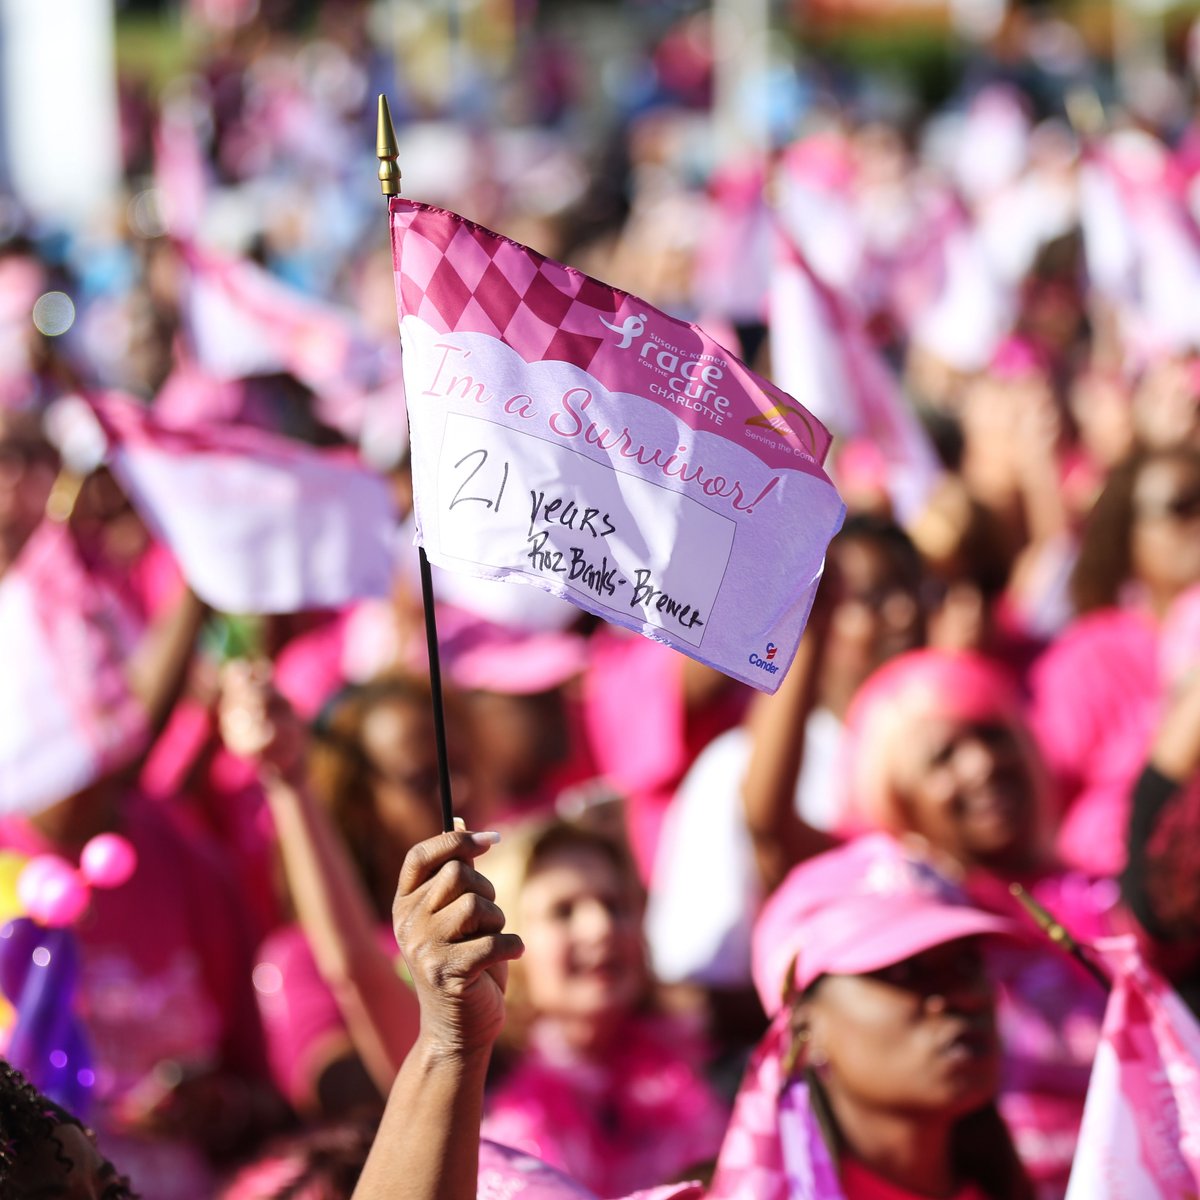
[91,392,397,615]
[1065,936,1200,1200]
[0,521,149,816]
[770,227,941,523]
[390,199,845,693]
[393,204,631,377]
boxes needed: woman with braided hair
[0,1058,134,1198]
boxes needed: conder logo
[748,642,780,675]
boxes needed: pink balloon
[79,834,137,890]
[17,856,69,913]
[18,856,90,928]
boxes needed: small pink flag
[692,159,773,325]
[91,393,397,615]
[0,522,149,816]
[906,199,1012,374]
[769,226,941,523]
[1065,936,1200,1199]
[1079,131,1200,361]
[153,105,209,239]
[178,241,404,441]
[389,198,845,693]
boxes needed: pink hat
[751,835,1018,1016]
[441,611,589,695]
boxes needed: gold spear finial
[377,94,401,198]
[45,471,85,524]
[1009,883,1110,990]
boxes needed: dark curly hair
[217,1119,377,1199]
[0,1059,136,1199]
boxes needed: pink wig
[840,649,1040,836]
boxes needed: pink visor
[751,835,1020,1015]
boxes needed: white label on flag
[402,317,845,692]
[110,440,396,615]
[436,413,735,648]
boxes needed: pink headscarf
[707,1017,845,1200]
[839,649,1036,837]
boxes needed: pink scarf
[707,1017,844,1200]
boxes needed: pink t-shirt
[482,1015,727,1199]
[841,1161,988,1200]
[273,609,353,720]
[253,920,403,1109]
[1028,606,1160,877]
[582,629,746,880]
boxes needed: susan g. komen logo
[598,312,648,350]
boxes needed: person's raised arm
[353,829,522,1200]
[740,578,839,895]
[126,585,208,737]
[219,662,419,1096]
[1122,668,1200,939]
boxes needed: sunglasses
[1136,487,1200,523]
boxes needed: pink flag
[769,227,941,523]
[1065,936,1200,1199]
[1079,130,1200,361]
[389,199,845,693]
[906,198,1013,374]
[0,521,148,816]
[775,133,865,300]
[692,158,773,325]
[178,241,403,440]
[91,393,397,614]
[153,104,209,239]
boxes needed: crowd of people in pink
[4,0,1200,1195]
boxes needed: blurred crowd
[5,0,1200,1197]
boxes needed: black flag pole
[378,93,455,834]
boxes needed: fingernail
[469,831,501,847]
[453,817,466,832]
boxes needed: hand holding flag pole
[378,94,455,836]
